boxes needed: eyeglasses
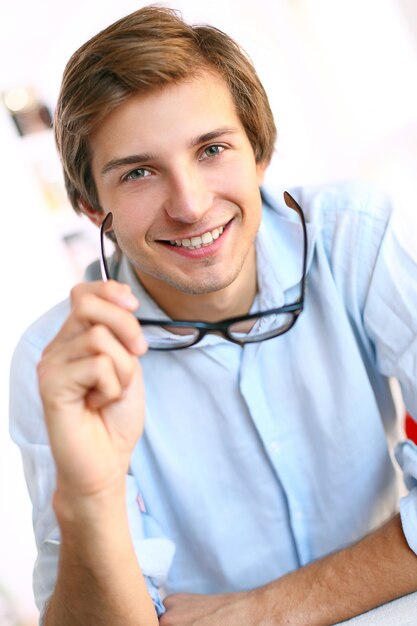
[99,191,307,350]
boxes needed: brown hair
[54,5,277,214]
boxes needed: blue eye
[124,168,150,181]
[202,145,225,158]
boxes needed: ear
[77,197,104,227]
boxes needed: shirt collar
[255,187,318,309]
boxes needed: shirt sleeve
[9,326,175,621]
[362,198,417,555]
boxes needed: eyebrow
[100,126,239,177]
[101,153,154,177]
[190,126,239,147]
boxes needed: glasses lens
[141,323,200,349]
[229,312,295,343]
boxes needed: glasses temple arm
[99,212,114,281]
[283,191,308,302]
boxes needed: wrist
[258,568,326,626]
[54,473,127,527]
[54,477,137,574]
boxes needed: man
[9,6,417,625]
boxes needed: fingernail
[134,335,148,354]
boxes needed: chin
[145,263,240,295]
[164,273,237,295]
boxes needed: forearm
[260,513,417,625]
[44,482,158,626]
[35,281,153,624]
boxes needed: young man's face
[90,71,266,300]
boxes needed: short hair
[54,5,277,214]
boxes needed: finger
[70,280,139,310]
[42,323,140,390]
[48,291,146,356]
[40,353,124,416]
[83,354,123,411]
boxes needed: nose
[163,166,212,223]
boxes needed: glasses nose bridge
[197,320,240,345]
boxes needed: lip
[159,219,232,258]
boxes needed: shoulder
[263,180,392,222]
[293,181,393,226]
[11,298,71,365]
[262,180,396,309]
[289,180,393,227]
[271,181,393,263]
[9,299,71,445]
[262,180,394,270]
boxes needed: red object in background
[405,413,417,444]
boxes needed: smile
[168,225,225,250]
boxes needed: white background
[1,1,417,623]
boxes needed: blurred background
[1,0,416,623]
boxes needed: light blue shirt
[9,181,417,619]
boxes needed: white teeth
[169,225,226,249]
[201,232,213,244]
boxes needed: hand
[160,590,267,626]
[37,280,148,498]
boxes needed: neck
[136,246,257,322]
